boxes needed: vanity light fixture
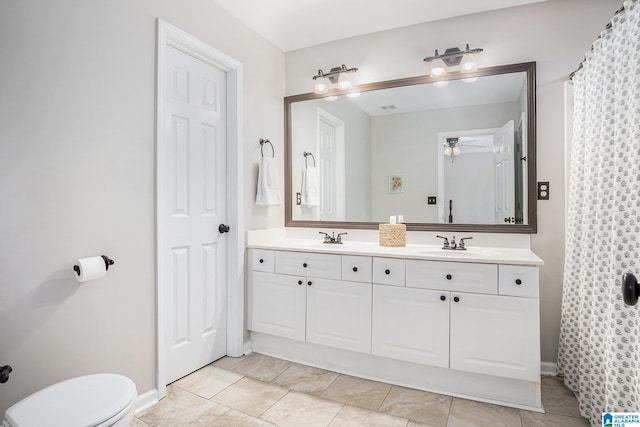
[312,64,358,95]
[424,44,484,78]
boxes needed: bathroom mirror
[285,62,536,233]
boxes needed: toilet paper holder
[73,255,114,276]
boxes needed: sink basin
[421,248,500,257]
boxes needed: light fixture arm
[423,44,483,67]
[312,64,359,84]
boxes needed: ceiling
[210,0,549,52]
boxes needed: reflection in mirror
[286,63,536,233]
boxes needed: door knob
[622,273,640,306]
[218,224,230,233]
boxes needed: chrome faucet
[458,237,473,250]
[319,231,348,244]
[436,235,473,250]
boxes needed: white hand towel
[301,166,319,206]
[256,157,282,206]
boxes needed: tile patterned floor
[135,353,589,427]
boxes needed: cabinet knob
[453,296,460,303]
[303,263,308,268]
[298,280,303,285]
[353,267,358,272]
[259,259,264,264]
[440,295,446,301]
[385,269,391,275]
[307,281,312,286]
[446,274,452,280]
[515,279,522,285]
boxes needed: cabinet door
[249,272,306,342]
[306,278,372,353]
[450,293,539,381]
[372,285,449,368]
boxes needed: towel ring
[260,139,274,158]
[303,151,316,168]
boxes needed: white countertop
[247,238,544,266]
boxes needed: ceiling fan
[443,137,484,156]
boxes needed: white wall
[285,0,621,364]
[0,0,284,415]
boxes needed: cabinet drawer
[342,256,372,283]
[406,260,497,294]
[250,249,275,273]
[275,251,341,279]
[373,257,405,286]
[499,265,539,298]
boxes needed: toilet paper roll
[75,256,107,283]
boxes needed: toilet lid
[5,374,137,427]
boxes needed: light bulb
[452,146,461,156]
[429,57,448,78]
[325,95,338,102]
[434,80,449,88]
[460,53,478,73]
[444,146,452,156]
[338,80,352,90]
[314,80,328,94]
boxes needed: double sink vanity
[246,229,544,411]
[250,60,544,410]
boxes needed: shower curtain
[557,1,640,425]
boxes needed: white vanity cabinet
[247,243,543,410]
[249,250,372,354]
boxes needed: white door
[494,120,515,224]
[306,278,372,353]
[449,293,539,381]
[317,109,345,221]
[372,286,449,368]
[160,45,228,383]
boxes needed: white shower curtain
[558,1,640,425]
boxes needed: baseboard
[541,361,558,376]
[135,389,159,414]
[243,340,253,355]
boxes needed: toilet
[3,374,137,427]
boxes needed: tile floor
[134,353,589,427]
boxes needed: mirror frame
[285,62,537,233]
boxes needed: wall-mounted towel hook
[73,255,114,276]
[259,138,274,158]
[303,151,316,168]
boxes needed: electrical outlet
[538,182,549,200]
[296,192,301,205]
[427,196,437,205]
